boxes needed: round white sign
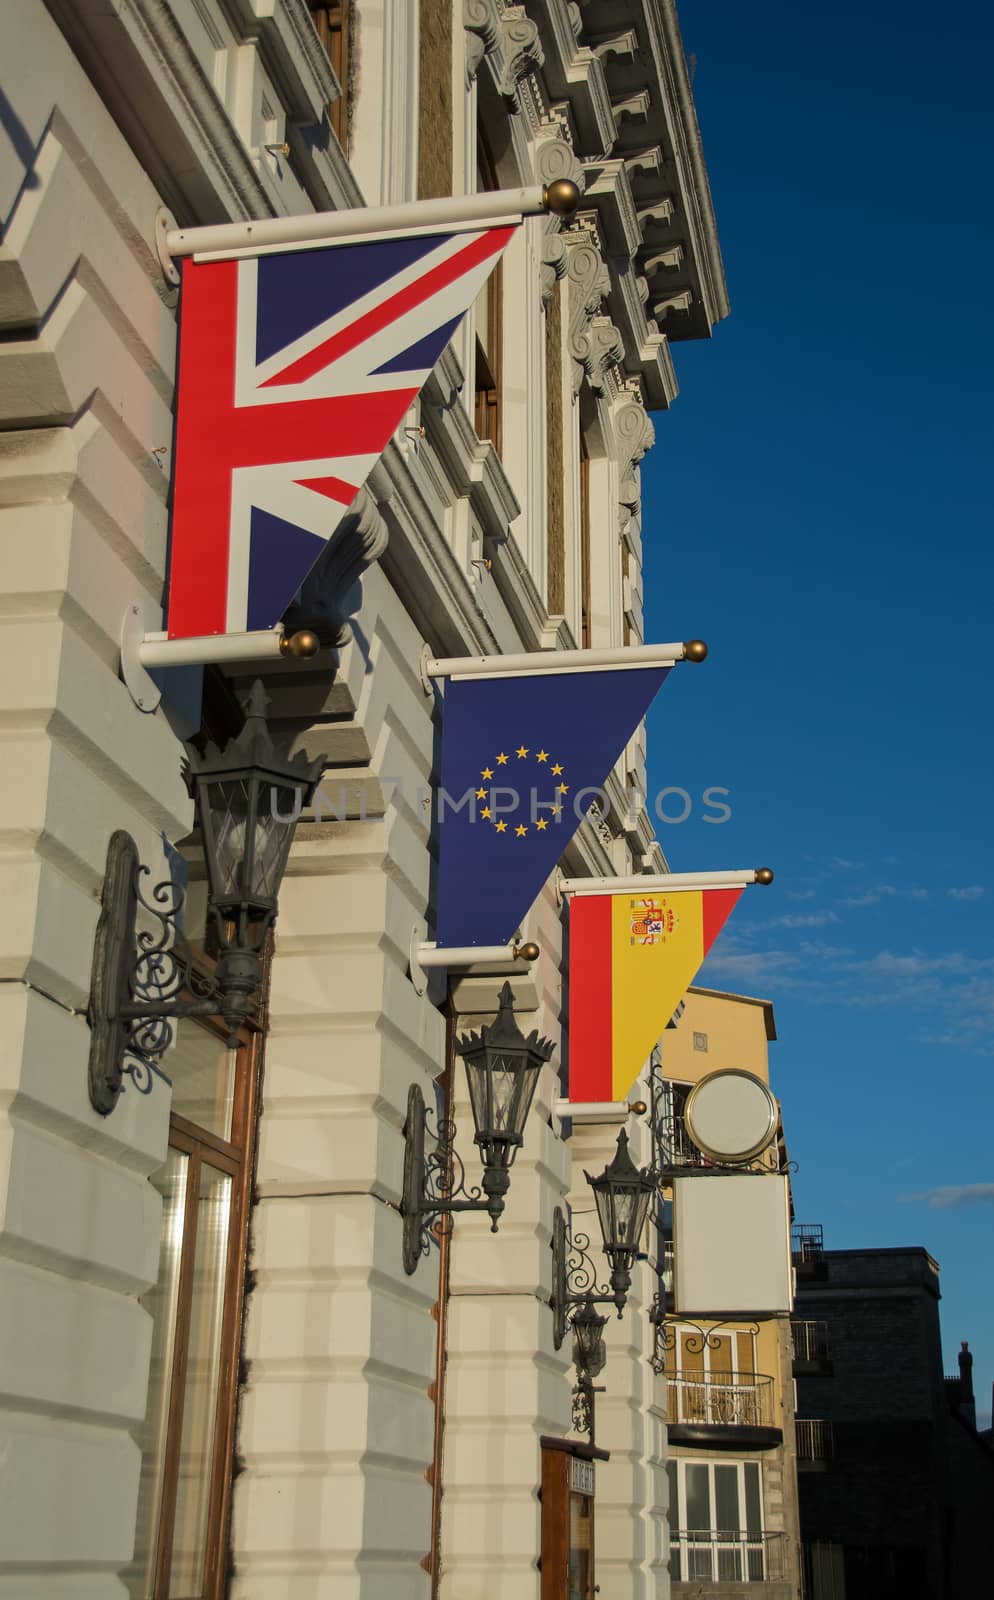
[683,1069,779,1163]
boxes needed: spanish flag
[568,888,743,1102]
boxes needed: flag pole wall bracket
[409,925,539,996]
[556,867,774,901]
[154,207,180,288]
[121,602,323,710]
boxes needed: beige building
[653,988,804,1599]
[0,4,735,1598]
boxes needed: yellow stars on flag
[475,744,568,839]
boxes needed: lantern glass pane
[614,1188,636,1244]
[253,781,297,898]
[208,778,253,899]
[464,1055,489,1135]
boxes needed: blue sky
[641,0,994,1421]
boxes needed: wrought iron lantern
[550,1130,657,1347]
[586,1128,657,1292]
[569,1290,609,1445]
[401,982,554,1274]
[87,681,322,1114]
[571,1292,608,1380]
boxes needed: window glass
[714,1464,740,1530]
[568,1492,593,1599]
[169,1164,233,1593]
[685,1462,711,1531]
[744,1462,762,1535]
[126,1149,189,1598]
[168,1030,237,1141]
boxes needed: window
[124,1003,264,1598]
[667,1326,765,1427]
[579,437,591,647]
[666,1459,771,1583]
[474,137,502,448]
[307,3,352,153]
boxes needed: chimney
[958,1341,974,1401]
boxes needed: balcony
[670,1529,787,1586]
[796,1417,833,1470]
[791,1319,832,1376]
[666,1373,782,1450]
[791,1222,827,1280]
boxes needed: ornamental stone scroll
[465,0,543,96]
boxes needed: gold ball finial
[514,941,541,964]
[280,629,320,659]
[628,1100,648,1117]
[756,867,775,885]
[683,638,708,663]
[543,179,581,217]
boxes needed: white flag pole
[162,182,580,267]
[558,867,774,897]
[423,639,707,685]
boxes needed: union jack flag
[166,223,515,639]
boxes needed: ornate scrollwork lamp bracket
[401,1083,505,1275]
[550,1204,629,1349]
[87,832,225,1115]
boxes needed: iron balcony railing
[791,1222,824,1262]
[670,1530,786,1584]
[657,1112,710,1170]
[667,1372,774,1429]
[791,1320,830,1363]
[796,1418,834,1460]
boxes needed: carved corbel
[611,90,651,130]
[652,289,694,321]
[465,1,543,99]
[281,484,389,647]
[644,246,684,274]
[580,317,625,392]
[637,198,675,230]
[563,224,611,393]
[612,390,655,524]
[591,31,638,63]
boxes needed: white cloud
[841,885,899,908]
[948,885,986,902]
[899,1184,994,1209]
[785,888,816,902]
[770,912,840,929]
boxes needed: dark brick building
[790,1240,994,1599]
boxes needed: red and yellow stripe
[568,888,743,1102]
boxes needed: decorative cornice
[43,0,360,224]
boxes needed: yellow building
[654,987,803,1599]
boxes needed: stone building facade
[794,1245,994,1600]
[0,3,727,1596]
[654,987,803,1600]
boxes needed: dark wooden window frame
[144,954,267,1599]
[579,438,592,649]
[474,134,503,451]
[307,2,352,153]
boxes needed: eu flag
[434,665,670,946]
